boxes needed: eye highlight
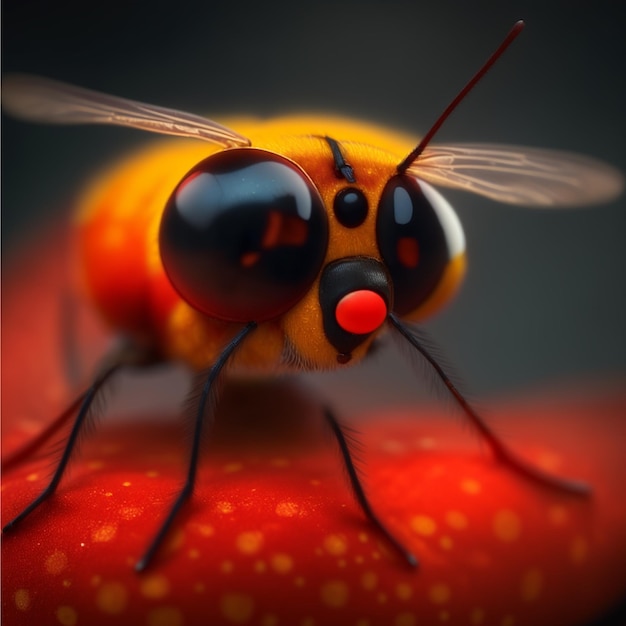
[160,148,329,322]
[376,175,464,316]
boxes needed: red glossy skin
[2,225,626,626]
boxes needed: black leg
[389,314,590,496]
[323,407,418,568]
[135,321,256,572]
[2,393,87,473]
[3,360,123,532]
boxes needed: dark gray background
[3,0,625,413]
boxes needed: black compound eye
[160,148,329,322]
[376,175,453,316]
[333,187,368,228]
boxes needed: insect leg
[389,314,590,495]
[3,285,112,473]
[2,393,86,473]
[324,407,418,568]
[1,342,148,532]
[135,321,257,572]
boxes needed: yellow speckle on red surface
[193,582,205,593]
[570,535,589,564]
[55,605,78,626]
[320,580,349,608]
[119,506,143,520]
[275,501,299,517]
[91,524,117,543]
[261,614,278,626]
[254,560,267,573]
[500,615,516,626]
[45,550,68,575]
[216,501,234,514]
[145,470,159,478]
[188,548,200,559]
[361,571,378,591]
[122,481,131,487]
[140,574,170,599]
[410,515,437,536]
[223,462,243,473]
[520,567,543,602]
[146,606,184,626]
[95,581,128,614]
[26,472,39,482]
[537,450,562,471]
[62,580,71,588]
[220,592,255,623]
[381,439,406,454]
[439,609,450,622]
[493,509,522,543]
[165,528,185,553]
[90,575,102,587]
[377,591,388,604]
[221,560,234,574]
[87,460,104,470]
[195,523,215,537]
[395,612,417,626]
[429,584,451,605]
[547,504,569,526]
[395,583,413,600]
[470,607,485,624]
[439,536,453,550]
[270,553,294,574]
[323,534,348,556]
[417,436,436,449]
[445,510,468,530]
[460,478,482,494]
[14,588,30,611]
[270,457,290,468]
[236,531,264,555]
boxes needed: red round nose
[335,290,388,335]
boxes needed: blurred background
[2,0,625,415]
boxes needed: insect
[2,21,622,572]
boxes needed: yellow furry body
[76,116,465,371]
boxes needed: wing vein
[408,143,623,207]
[2,74,251,148]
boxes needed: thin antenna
[397,20,526,173]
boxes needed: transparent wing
[2,74,251,148]
[408,144,623,207]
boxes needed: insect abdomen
[76,140,220,343]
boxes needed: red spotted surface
[2,225,626,626]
